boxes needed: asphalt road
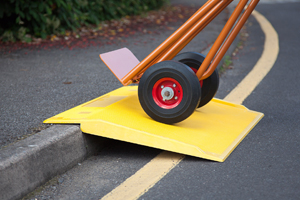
[24,1,300,200]
[0,0,225,149]
[142,2,300,199]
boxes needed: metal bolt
[161,85,164,89]
[173,84,176,87]
[175,96,178,100]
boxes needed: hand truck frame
[100,0,260,124]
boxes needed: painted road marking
[224,10,279,104]
[101,10,279,200]
[101,151,184,200]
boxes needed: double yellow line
[101,10,279,200]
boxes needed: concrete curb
[0,125,107,200]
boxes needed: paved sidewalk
[0,0,233,199]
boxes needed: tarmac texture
[3,0,298,199]
[0,0,226,149]
[0,0,231,199]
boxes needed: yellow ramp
[44,86,263,162]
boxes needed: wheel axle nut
[161,87,174,101]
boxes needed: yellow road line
[101,151,184,200]
[101,10,279,200]
[224,10,279,104]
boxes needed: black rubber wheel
[138,60,201,124]
[173,52,219,108]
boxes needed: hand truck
[100,0,260,124]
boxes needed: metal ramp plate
[44,86,263,162]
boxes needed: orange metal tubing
[121,0,222,85]
[202,0,260,79]
[139,0,229,74]
[196,0,249,80]
[156,0,232,63]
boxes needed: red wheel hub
[152,78,183,109]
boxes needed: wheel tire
[173,52,219,108]
[138,60,201,124]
